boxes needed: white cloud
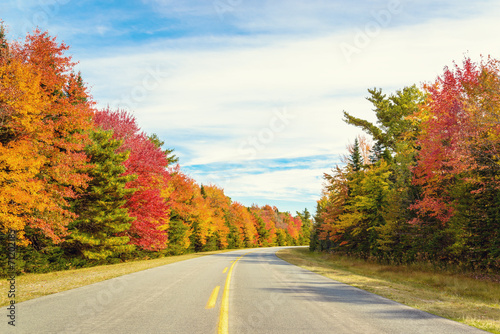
[71,1,500,212]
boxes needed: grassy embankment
[276,248,500,334]
[0,249,232,307]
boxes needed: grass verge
[276,248,500,334]
[1,249,233,307]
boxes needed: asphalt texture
[1,247,489,333]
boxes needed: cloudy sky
[1,0,499,214]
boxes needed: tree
[411,57,500,268]
[227,202,258,248]
[64,129,136,261]
[349,138,362,172]
[148,133,179,164]
[202,185,231,249]
[252,205,278,245]
[164,169,196,254]
[0,55,47,243]
[296,208,312,245]
[411,58,483,224]
[1,29,94,244]
[344,86,424,157]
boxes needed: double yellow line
[205,251,252,334]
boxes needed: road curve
[2,247,487,333]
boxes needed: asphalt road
[2,247,488,333]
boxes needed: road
[2,247,488,333]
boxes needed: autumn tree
[163,168,195,254]
[412,57,500,268]
[1,28,94,245]
[0,52,46,243]
[202,185,231,250]
[252,205,278,245]
[227,202,258,248]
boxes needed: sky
[1,0,499,215]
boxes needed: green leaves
[65,128,136,261]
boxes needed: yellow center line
[206,286,220,309]
[222,267,228,274]
[218,251,254,334]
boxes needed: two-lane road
[2,247,487,333]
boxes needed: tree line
[0,27,311,275]
[311,56,500,272]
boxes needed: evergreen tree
[350,138,362,172]
[65,129,136,261]
[369,142,384,164]
[343,86,423,156]
[0,23,8,56]
[148,133,179,164]
[166,219,191,255]
[253,213,270,246]
[296,208,312,245]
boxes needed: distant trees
[312,57,500,271]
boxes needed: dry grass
[1,249,231,307]
[277,248,500,334]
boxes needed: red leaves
[95,108,170,251]
[411,57,500,224]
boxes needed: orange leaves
[12,29,75,96]
[0,28,94,243]
[202,185,231,248]
[228,202,258,247]
[0,140,44,240]
[167,168,199,222]
[0,57,48,242]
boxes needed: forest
[2,25,499,277]
[311,56,500,272]
[0,28,311,276]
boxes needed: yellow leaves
[70,232,101,246]
[0,139,47,237]
[0,59,46,136]
[161,180,175,200]
[0,57,52,242]
[83,250,113,260]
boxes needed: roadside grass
[0,249,233,307]
[276,248,500,334]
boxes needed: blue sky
[1,0,499,214]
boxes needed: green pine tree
[253,212,270,246]
[148,133,179,164]
[296,208,312,245]
[350,138,362,172]
[65,128,137,262]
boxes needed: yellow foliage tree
[0,57,48,244]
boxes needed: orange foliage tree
[1,28,94,244]
[202,185,231,249]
